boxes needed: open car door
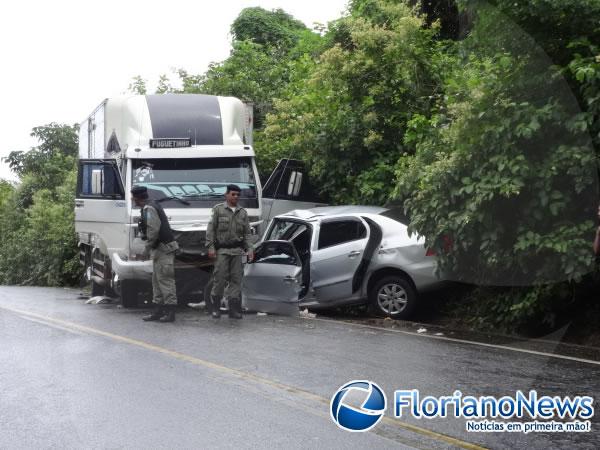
[261,159,326,228]
[242,240,303,315]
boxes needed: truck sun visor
[145,94,224,145]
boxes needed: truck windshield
[131,157,257,207]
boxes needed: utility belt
[154,240,179,253]
[215,240,244,250]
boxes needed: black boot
[228,298,243,319]
[211,295,221,319]
[159,305,176,322]
[142,305,165,321]
[204,295,213,316]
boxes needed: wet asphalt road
[0,286,599,450]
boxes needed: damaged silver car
[242,206,446,319]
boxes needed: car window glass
[318,220,366,249]
[254,242,298,266]
[267,220,308,241]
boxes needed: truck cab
[75,94,322,306]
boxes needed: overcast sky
[0,0,348,180]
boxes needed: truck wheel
[369,275,417,320]
[105,282,118,299]
[120,280,139,308]
[91,280,105,297]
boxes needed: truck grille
[173,230,208,264]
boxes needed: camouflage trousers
[152,249,177,306]
[211,253,243,299]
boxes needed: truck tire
[91,280,105,297]
[120,280,139,308]
[369,275,417,320]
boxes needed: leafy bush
[395,1,598,290]
[262,1,444,204]
[0,124,81,286]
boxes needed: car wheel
[120,279,139,308]
[369,276,417,319]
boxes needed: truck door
[261,159,326,225]
[243,240,303,315]
[75,159,127,226]
[310,217,370,303]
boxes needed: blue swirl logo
[330,380,387,432]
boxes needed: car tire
[120,279,139,308]
[369,275,417,320]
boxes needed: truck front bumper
[112,253,153,281]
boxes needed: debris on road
[85,296,116,305]
[187,302,205,310]
[417,327,427,334]
[257,312,268,316]
[299,308,316,319]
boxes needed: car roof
[277,205,388,221]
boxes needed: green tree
[262,0,443,204]
[128,75,147,95]
[231,7,308,49]
[0,123,80,286]
[7,123,79,208]
[0,180,14,210]
[179,11,324,130]
[155,74,174,94]
[392,0,599,328]
[180,41,290,129]
[7,123,78,177]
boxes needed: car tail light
[443,235,453,252]
[425,235,453,256]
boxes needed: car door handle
[75,200,84,208]
[348,251,361,258]
[283,276,297,283]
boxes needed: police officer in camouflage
[131,185,180,323]
[206,184,254,319]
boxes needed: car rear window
[379,207,410,226]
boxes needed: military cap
[131,185,148,198]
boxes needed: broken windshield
[131,157,257,207]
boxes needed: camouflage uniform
[143,204,179,306]
[206,203,252,317]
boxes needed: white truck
[75,94,322,306]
